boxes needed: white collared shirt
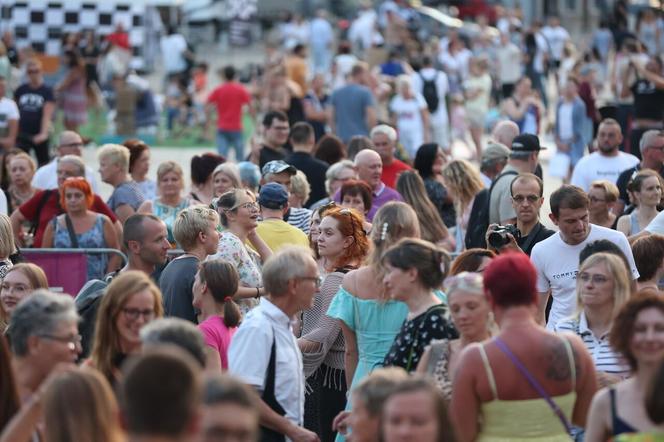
[229,298,304,427]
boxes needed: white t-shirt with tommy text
[570,151,640,191]
[531,224,639,330]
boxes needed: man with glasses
[7,291,81,400]
[487,173,554,256]
[489,133,544,225]
[230,247,320,442]
[14,58,55,167]
[615,129,664,216]
[31,130,100,192]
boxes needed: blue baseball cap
[258,183,289,210]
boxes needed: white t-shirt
[570,151,640,191]
[496,43,522,84]
[160,34,187,74]
[0,97,19,137]
[31,159,100,194]
[645,210,664,235]
[463,73,492,114]
[411,67,449,123]
[389,93,427,134]
[0,189,7,215]
[557,102,574,141]
[541,25,570,61]
[531,224,639,330]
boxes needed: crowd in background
[0,1,664,442]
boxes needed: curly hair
[610,292,664,371]
[321,207,369,269]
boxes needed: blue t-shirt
[330,83,375,143]
[107,181,145,212]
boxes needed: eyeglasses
[578,272,609,284]
[511,195,540,204]
[122,307,155,321]
[229,201,259,212]
[39,333,82,351]
[298,276,321,288]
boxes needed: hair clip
[380,222,389,241]
[224,296,233,302]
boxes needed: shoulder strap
[64,214,80,248]
[561,337,576,387]
[520,222,543,254]
[494,337,572,434]
[478,344,499,400]
[28,189,54,235]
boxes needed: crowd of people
[1,1,664,442]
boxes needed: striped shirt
[287,207,312,234]
[554,312,631,377]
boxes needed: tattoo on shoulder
[545,338,579,382]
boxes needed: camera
[488,225,521,249]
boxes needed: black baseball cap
[511,133,547,152]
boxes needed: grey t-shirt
[330,83,375,143]
[159,256,199,323]
[107,181,145,212]
[488,165,519,225]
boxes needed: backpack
[75,271,119,358]
[464,170,518,250]
[419,72,439,113]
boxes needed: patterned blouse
[424,339,454,402]
[210,231,262,312]
[383,304,457,372]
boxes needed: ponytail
[222,296,241,328]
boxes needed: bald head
[491,121,519,149]
[58,131,84,157]
[354,149,383,190]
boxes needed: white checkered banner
[0,0,152,70]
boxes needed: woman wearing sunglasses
[299,206,369,441]
[213,189,272,313]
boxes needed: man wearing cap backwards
[570,118,640,192]
[261,160,312,234]
[479,141,510,187]
[489,133,545,225]
[255,182,309,252]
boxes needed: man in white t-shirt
[160,26,189,78]
[411,56,450,149]
[644,210,664,235]
[531,185,638,330]
[541,16,570,72]
[31,131,99,193]
[495,32,523,99]
[570,118,640,191]
[0,74,19,151]
[389,76,429,159]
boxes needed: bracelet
[255,287,260,298]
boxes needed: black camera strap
[520,222,542,254]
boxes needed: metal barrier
[21,248,128,296]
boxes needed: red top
[107,31,130,50]
[207,82,251,131]
[19,190,118,248]
[381,158,411,189]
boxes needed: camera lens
[488,231,506,249]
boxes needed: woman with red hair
[451,252,598,442]
[42,177,120,281]
[298,206,369,441]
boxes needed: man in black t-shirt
[627,56,664,158]
[250,111,292,169]
[285,122,328,207]
[14,59,55,166]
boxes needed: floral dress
[383,304,457,372]
[210,231,262,313]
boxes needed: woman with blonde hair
[0,213,15,279]
[289,169,311,209]
[441,159,485,252]
[6,152,37,213]
[138,160,191,244]
[588,180,620,229]
[212,162,242,198]
[395,171,451,250]
[555,252,633,385]
[0,263,48,331]
[89,270,163,383]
